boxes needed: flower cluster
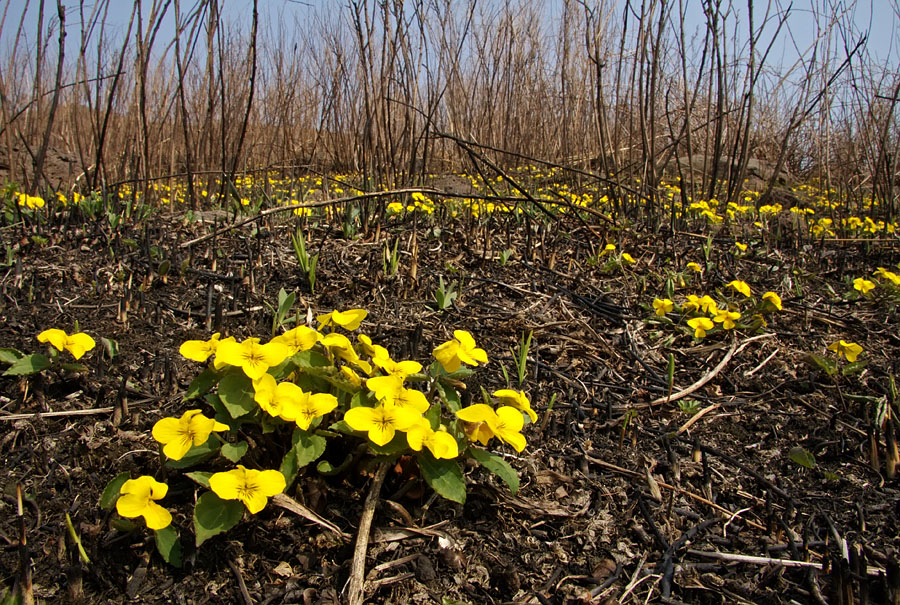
[110,306,532,550]
[651,281,783,340]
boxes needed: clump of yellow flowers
[650,279,783,341]
[106,304,530,564]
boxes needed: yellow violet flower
[683,294,702,313]
[271,326,319,355]
[686,262,703,273]
[321,332,372,374]
[853,278,875,295]
[433,330,488,373]
[493,389,537,423]
[253,374,301,421]
[601,243,616,255]
[179,332,221,362]
[17,193,45,209]
[37,329,96,360]
[292,390,339,431]
[366,374,430,412]
[372,354,422,379]
[621,252,637,264]
[874,268,900,287]
[713,309,741,330]
[726,280,751,297]
[116,476,172,530]
[340,366,364,386]
[687,317,714,339]
[828,340,864,362]
[406,419,459,459]
[734,242,748,252]
[214,337,289,380]
[317,308,368,331]
[653,298,674,317]
[357,334,390,361]
[762,291,783,311]
[209,465,286,514]
[698,295,719,314]
[152,409,229,460]
[455,404,526,452]
[344,404,421,446]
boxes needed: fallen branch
[686,549,885,576]
[345,462,390,605]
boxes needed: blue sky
[2,1,896,75]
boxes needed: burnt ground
[1,201,899,604]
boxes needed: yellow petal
[209,469,242,501]
[180,339,215,362]
[37,328,67,351]
[433,340,461,372]
[65,333,95,360]
[142,502,173,530]
[344,406,378,432]
[430,431,460,459]
[456,404,496,423]
[255,469,287,497]
[116,493,149,518]
[331,309,368,330]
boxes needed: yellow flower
[340,366,364,386]
[683,294,702,313]
[357,334,390,361]
[762,291,782,311]
[17,193,45,209]
[493,389,537,423]
[253,374,301,421]
[686,262,702,273]
[734,242,748,252]
[152,409,229,460]
[712,309,741,330]
[317,309,368,331]
[116,476,172,530]
[653,298,674,317]
[687,317,714,339]
[601,243,616,255]
[209,465,286,514]
[621,252,637,264]
[344,404,421,446]
[271,326,319,355]
[372,355,421,378]
[698,295,719,314]
[321,332,372,374]
[37,329,96,360]
[433,330,488,373]
[455,404,526,452]
[179,333,221,362]
[366,374,430,413]
[293,390,339,431]
[726,280,751,297]
[406,419,459,459]
[214,337,290,380]
[853,278,875,295]
[828,340,864,362]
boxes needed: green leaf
[185,471,214,488]
[184,366,222,401]
[424,403,441,430]
[293,349,332,369]
[3,353,51,376]
[291,429,327,468]
[100,472,131,510]
[280,447,301,486]
[368,431,412,457]
[417,452,466,504]
[193,491,244,547]
[806,353,837,377]
[435,381,462,413]
[166,435,221,469]
[468,447,519,495]
[100,337,119,360]
[154,525,183,567]
[221,441,249,463]
[842,360,868,376]
[317,453,354,476]
[218,371,257,418]
[788,446,816,469]
[0,348,23,364]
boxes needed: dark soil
[1,203,899,604]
